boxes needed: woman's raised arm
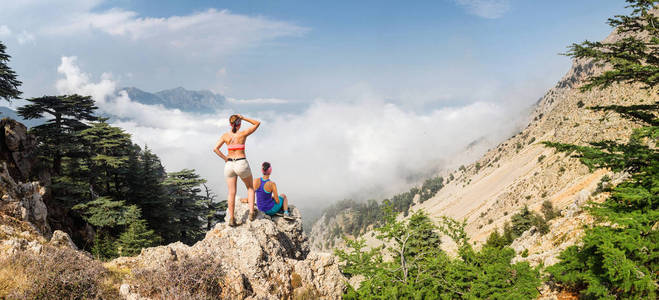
[239,115,260,136]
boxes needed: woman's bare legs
[281,193,289,211]
[226,175,238,224]
[240,175,255,219]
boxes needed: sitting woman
[254,162,290,216]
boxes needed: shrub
[0,246,119,299]
[337,209,541,299]
[532,214,550,235]
[511,206,534,238]
[521,249,529,258]
[537,155,546,162]
[541,200,560,221]
[131,254,225,299]
[593,175,612,195]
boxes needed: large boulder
[111,201,347,299]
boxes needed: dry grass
[129,254,225,300]
[0,245,119,299]
[290,272,302,288]
[293,285,320,300]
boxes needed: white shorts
[224,159,252,179]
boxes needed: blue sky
[0,0,632,207]
[2,0,626,105]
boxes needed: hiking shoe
[248,211,256,221]
[228,218,238,227]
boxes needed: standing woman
[213,114,260,226]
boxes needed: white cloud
[454,0,510,19]
[56,57,116,103]
[227,97,290,104]
[54,56,524,211]
[30,5,307,55]
[0,25,11,37]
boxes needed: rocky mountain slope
[311,26,658,268]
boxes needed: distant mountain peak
[119,86,225,113]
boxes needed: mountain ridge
[119,86,226,113]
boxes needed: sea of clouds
[53,56,530,213]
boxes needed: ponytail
[229,114,241,133]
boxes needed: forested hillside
[0,42,227,259]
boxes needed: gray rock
[0,162,50,236]
[111,201,346,299]
[49,230,77,250]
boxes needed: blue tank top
[256,178,275,212]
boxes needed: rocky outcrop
[0,118,51,238]
[110,201,346,299]
[0,162,50,236]
[0,118,40,182]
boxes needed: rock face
[111,201,346,299]
[0,118,40,183]
[0,118,51,237]
[0,162,50,236]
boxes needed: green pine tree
[78,121,132,198]
[124,145,173,239]
[18,94,98,175]
[337,207,541,299]
[72,197,140,229]
[164,169,207,244]
[116,218,161,257]
[0,41,21,102]
[542,1,658,298]
[91,230,118,260]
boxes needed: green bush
[337,209,541,299]
[521,249,529,258]
[541,200,560,221]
